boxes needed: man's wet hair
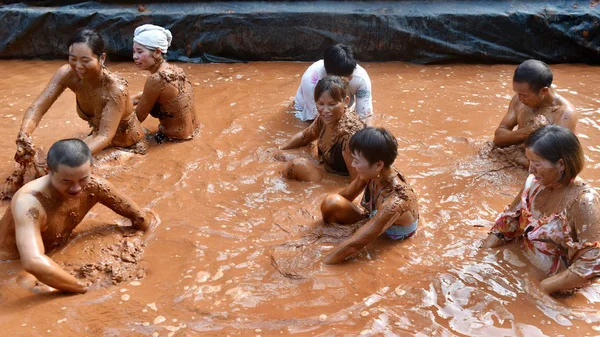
[314,76,349,103]
[349,127,398,167]
[324,44,357,77]
[68,29,105,58]
[525,125,583,184]
[47,139,93,172]
[513,59,553,93]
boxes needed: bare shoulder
[557,94,577,116]
[11,188,45,220]
[55,64,78,85]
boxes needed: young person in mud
[320,127,419,265]
[132,24,200,143]
[280,76,365,182]
[493,59,577,168]
[484,125,600,295]
[293,44,373,125]
[5,29,147,196]
[0,139,157,294]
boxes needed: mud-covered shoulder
[103,71,130,96]
[337,110,366,137]
[567,180,600,242]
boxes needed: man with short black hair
[293,44,373,124]
[0,139,157,294]
[493,59,578,167]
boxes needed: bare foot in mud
[273,149,297,162]
[17,271,58,294]
[93,149,137,171]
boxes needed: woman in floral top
[484,125,600,294]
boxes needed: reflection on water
[0,61,600,335]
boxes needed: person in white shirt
[293,44,373,125]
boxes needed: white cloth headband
[133,24,172,54]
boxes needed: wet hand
[138,208,160,232]
[529,114,549,131]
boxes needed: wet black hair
[323,44,357,77]
[47,139,93,172]
[314,76,349,103]
[525,125,583,184]
[349,127,398,167]
[68,29,105,58]
[513,59,553,93]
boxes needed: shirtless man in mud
[493,59,577,168]
[0,139,157,294]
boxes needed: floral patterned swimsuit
[491,175,600,279]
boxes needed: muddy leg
[92,148,138,170]
[321,194,364,224]
[281,158,323,182]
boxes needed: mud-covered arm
[280,117,322,150]
[337,176,368,202]
[541,189,600,293]
[483,186,524,248]
[493,95,532,147]
[19,64,70,136]
[12,195,87,293]
[324,195,405,264]
[94,177,150,231]
[134,75,164,123]
[84,83,129,154]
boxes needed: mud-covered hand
[133,208,160,232]
[15,132,37,164]
[528,114,550,131]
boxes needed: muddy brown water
[1,61,600,336]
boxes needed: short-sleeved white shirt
[293,60,373,121]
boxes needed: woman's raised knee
[321,194,345,223]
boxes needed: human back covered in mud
[131,24,199,143]
[4,29,147,197]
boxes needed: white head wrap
[133,24,172,54]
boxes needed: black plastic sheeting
[0,1,599,64]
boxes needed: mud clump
[63,236,146,286]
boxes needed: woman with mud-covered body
[280,76,365,182]
[15,29,147,165]
[484,125,600,295]
[132,24,199,143]
[320,127,419,265]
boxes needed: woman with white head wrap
[132,24,199,143]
